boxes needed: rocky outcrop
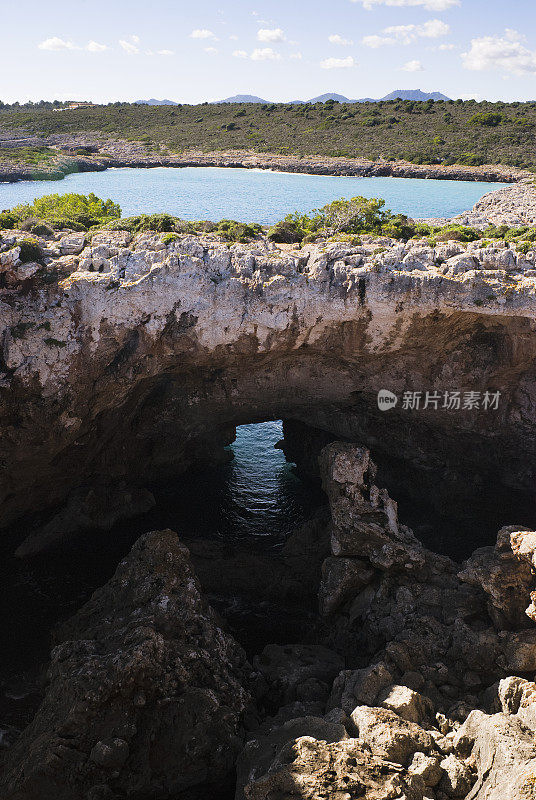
[0,530,253,800]
[233,441,536,800]
[2,228,536,546]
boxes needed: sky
[2,0,536,104]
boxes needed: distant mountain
[288,89,450,104]
[135,98,179,105]
[143,89,451,106]
[379,89,451,102]
[217,94,268,103]
[306,93,353,103]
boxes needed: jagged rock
[408,751,443,787]
[241,735,426,800]
[499,628,536,671]
[454,709,536,799]
[328,662,394,714]
[350,705,434,765]
[458,525,535,629]
[438,754,473,797]
[499,676,536,731]
[0,530,252,800]
[377,684,433,724]
[59,233,86,255]
[235,717,347,800]
[319,442,426,573]
[319,556,375,616]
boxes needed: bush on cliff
[269,198,416,242]
[19,238,43,264]
[214,219,263,242]
[1,193,121,231]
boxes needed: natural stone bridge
[2,229,536,544]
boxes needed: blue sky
[2,0,536,103]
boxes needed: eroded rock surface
[0,530,253,800]
[2,227,536,543]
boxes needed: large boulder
[458,525,536,630]
[235,716,347,800]
[454,709,536,799]
[0,530,253,800]
[241,735,426,800]
[350,705,434,765]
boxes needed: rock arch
[2,231,536,541]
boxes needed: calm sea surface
[0,166,506,222]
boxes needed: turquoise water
[0,166,506,222]
[152,421,319,545]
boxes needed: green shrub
[468,112,503,127]
[4,193,121,231]
[315,196,390,236]
[0,211,18,229]
[267,218,304,243]
[431,225,481,243]
[214,219,262,242]
[161,232,179,244]
[19,238,43,263]
[105,213,177,233]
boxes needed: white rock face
[1,228,536,530]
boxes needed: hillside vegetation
[1,97,536,169]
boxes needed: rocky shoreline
[0,129,532,184]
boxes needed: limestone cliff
[1,227,536,540]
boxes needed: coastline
[0,141,532,185]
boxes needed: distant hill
[217,94,268,103]
[379,89,451,102]
[135,98,179,106]
[290,90,450,104]
[138,89,451,107]
[306,93,353,104]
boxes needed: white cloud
[131,35,140,44]
[320,55,357,69]
[462,30,536,75]
[354,0,460,9]
[204,46,218,55]
[229,34,239,41]
[232,49,248,58]
[86,41,107,52]
[290,52,303,60]
[119,39,139,54]
[363,18,449,47]
[257,28,285,43]
[438,43,456,50]
[38,37,77,51]
[401,59,424,71]
[329,34,354,46]
[157,49,174,56]
[190,29,218,40]
[362,35,396,48]
[251,47,281,61]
